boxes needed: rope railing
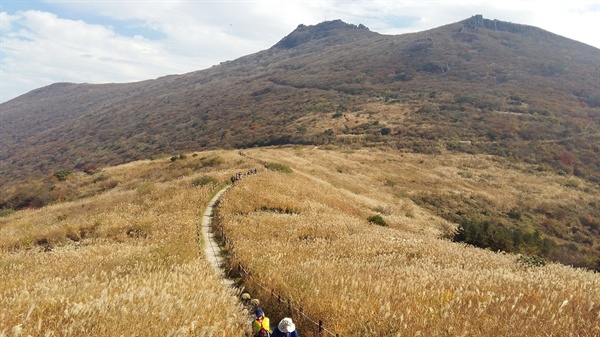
[235,262,340,337]
[212,176,340,337]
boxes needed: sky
[1,1,599,103]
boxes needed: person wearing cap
[271,317,299,337]
[252,308,271,336]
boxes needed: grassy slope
[1,146,598,336]
[220,146,599,336]
[0,151,250,336]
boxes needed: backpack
[254,319,271,337]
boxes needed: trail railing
[212,178,341,337]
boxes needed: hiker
[271,317,298,337]
[252,308,271,337]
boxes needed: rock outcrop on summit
[273,19,373,49]
[462,14,532,33]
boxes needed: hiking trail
[201,186,234,287]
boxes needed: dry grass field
[0,151,252,336]
[220,146,600,336]
[1,146,599,336]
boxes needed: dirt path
[201,186,234,287]
[200,185,259,335]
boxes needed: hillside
[0,150,250,335]
[1,15,599,190]
[1,147,598,336]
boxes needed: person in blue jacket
[271,317,299,337]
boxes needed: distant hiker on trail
[271,317,298,337]
[253,308,271,337]
[230,172,243,184]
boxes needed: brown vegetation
[1,17,599,193]
[1,146,599,336]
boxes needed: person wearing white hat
[271,317,299,337]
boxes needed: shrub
[82,164,98,175]
[517,254,547,267]
[507,207,522,220]
[454,219,513,252]
[192,175,218,187]
[3,182,57,209]
[453,219,559,258]
[54,170,72,181]
[98,180,118,192]
[566,177,581,188]
[136,182,156,195]
[384,178,396,187]
[201,156,223,167]
[265,162,293,173]
[367,214,388,226]
[0,209,15,217]
[580,214,599,231]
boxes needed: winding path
[201,186,234,286]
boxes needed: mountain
[1,16,599,189]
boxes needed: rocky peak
[273,19,370,49]
[462,14,531,33]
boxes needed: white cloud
[1,1,598,103]
[528,1,600,47]
[0,11,15,31]
[0,10,208,102]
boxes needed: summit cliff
[273,19,372,49]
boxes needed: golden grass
[1,146,599,336]
[0,152,252,336]
[220,146,600,336]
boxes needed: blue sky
[1,0,599,103]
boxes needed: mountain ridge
[1,15,599,186]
